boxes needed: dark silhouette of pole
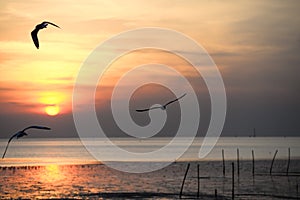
[252,150,255,177]
[180,163,190,199]
[232,162,235,200]
[286,147,291,175]
[270,149,278,175]
[222,149,225,176]
[237,148,240,177]
[197,164,200,198]
[215,189,218,199]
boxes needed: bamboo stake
[270,149,278,175]
[232,162,234,200]
[252,150,255,177]
[197,164,200,198]
[215,189,218,200]
[237,148,240,177]
[179,163,190,199]
[222,149,225,177]
[286,147,291,175]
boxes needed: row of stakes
[222,148,291,176]
[0,164,94,171]
[180,147,297,199]
[179,162,236,199]
[0,148,296,199]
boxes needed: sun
[45,105,60,116]
[39,92,65,116]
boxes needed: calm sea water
[0,137,299,166]
[1,137,300,199]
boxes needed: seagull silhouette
[136,93,187,112]
[31,21,60,49]
[2,126,51,159]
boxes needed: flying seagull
[31,21,60,49]
[2,126,51,159]
[136,93,187,112]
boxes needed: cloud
[0,0,299,136]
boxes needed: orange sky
[0,0,237,116]
[0,0,299,136]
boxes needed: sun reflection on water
[39,164,66,183]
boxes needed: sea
[1,137,300,199]
[0,137,299,166]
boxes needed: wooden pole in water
[179,163,190,199]
[232,162,235,200]
[270,149,278,175]
[197,164,200,198]
[215,189,218,199]
[286,147,291,176]
[252,150,255,177]
[237,148,240,177]
[222,149,225,177]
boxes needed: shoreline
[1,158,299,168]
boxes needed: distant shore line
[1,158,300,168]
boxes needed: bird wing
[136,106,161,112]
[2,126,50,159]
[22,126,51,132]
[2,132,19,159]
[136,108,151,112]
[8,132,19,144]
[31,28,39,49]
[164,93,187,107]
[43,21,61,28]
